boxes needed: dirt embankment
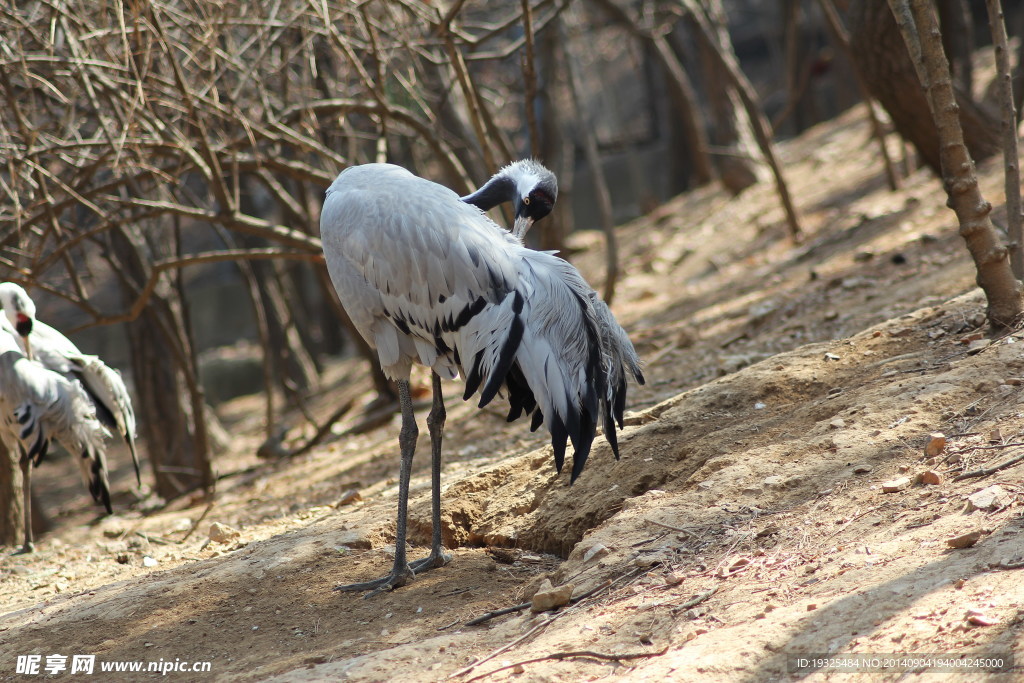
[2,105,1023,681]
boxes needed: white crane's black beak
[512,215,534,240]
[15,315,32,361]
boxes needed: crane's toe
[409,550,452,574]
[13,542,35,555]
[334,563,416,598]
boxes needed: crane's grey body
[0,329,110,552]
[0,283,141,485]
[321,162,642,594]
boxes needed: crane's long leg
[335,379,417,596]
[15,452,34,554]
[409,372,452,574]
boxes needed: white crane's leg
[16,452,34,554]
[335,379,417,596]
[410,372,452,574]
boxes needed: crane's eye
[523,196,531,205]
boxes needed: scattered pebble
[881,477,911,493]
[142,556,158,568]
[530,579,574,612]
[824,352,841,361]
[582,543,610,563]
[946,530,983,549]
[967,339,992,355]
[967,485,1008,512]
[924,433,946,457]
[336,489,362,506]
[965,609,996,627]
[916,470,942,485]
[829,418,845,429]
[853,464,872,475]
[209,522,242,544]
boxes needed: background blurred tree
[847,0,1001,175]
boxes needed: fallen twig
[464,647,669,682]
[671,586,718,613]
[990,559,1024,570]
[953,452,1024,481]
[466,579,613,626]
[644,518,697,538]
[178,500,215,544]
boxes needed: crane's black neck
[461,175,516,212]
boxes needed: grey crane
[320,162,643,595]
[0,283,141,486]
[0,327,111,552]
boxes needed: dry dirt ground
[3,105,1024,681]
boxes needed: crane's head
[461,159,558,240]
[0,282,36,358]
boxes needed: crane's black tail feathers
[464,263,641,484]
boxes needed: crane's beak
[14,315,32,361]
[512,215,534,240]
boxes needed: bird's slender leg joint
[335,379,417,597]
[410,372,452,574]
[15,452,34,554]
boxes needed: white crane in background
[0,283,141,486]
[0,328,111,552]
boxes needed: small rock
[583,543,610,563]
[806,603,818,611]
[142,556,158,568]
[924,433,946,457]
[853,250,874,263]
[763,475,784,487]
[530,579,574,612]
[946,530,983,549]
[853,464,873,475]
[917,470,942,485]
[336,489,362,506]
[208,522,242,544]
[966,610,996,627]
[967,339,992,354]
[829,418,846,429]
[881,477,911,493]
[824,352,841,361]
[967,485,1008,512]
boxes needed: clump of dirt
[2,104,1024,681]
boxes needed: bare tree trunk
[684,0,764,195]
[538,21,572,255]
[108,226,214,500]
[0,443,22,547]
[590,0,714,188]
[849,0,1000,176]
[986,0,1024,279]
[682,0,803,241]
[889,0,1023,331]
[564,25,618,304]
[936,0,974,96]
[817,0,901,191]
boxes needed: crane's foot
[409,549,452,574]
[334,563,415,598]
[12,542,35,555]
